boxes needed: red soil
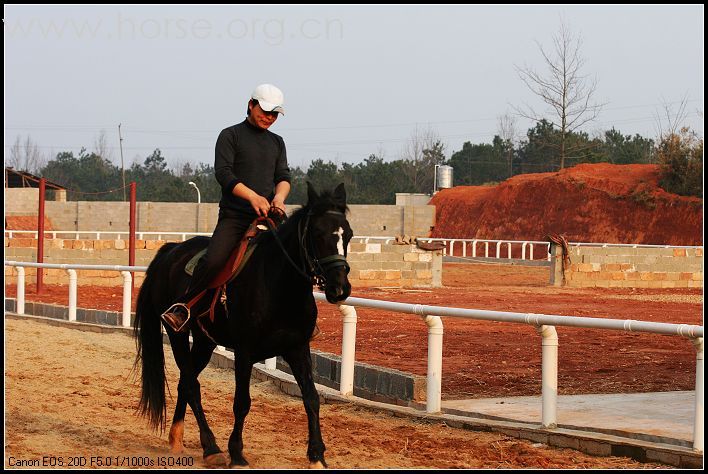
[430,163,703,246]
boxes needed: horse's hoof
[229,457,249,468]
[204,453,228,467]
[168,421,185,454]
[309,460,326,469]
[170,444,184,454]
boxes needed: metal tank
[434,165,454,192]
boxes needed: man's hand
[249,193,271,217]
[271,195,286,213]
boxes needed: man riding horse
[162,83,317,336]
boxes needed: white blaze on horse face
[333,227,345,255]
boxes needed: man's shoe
[161,303,191,332]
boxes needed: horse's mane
[266,189,349,242]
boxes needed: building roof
[4,168,66,190]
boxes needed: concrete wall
[395,193,431,207]
[5,189,436,238]
[5,239,443,289]
[5,188,40,214]
[550,245,703,288]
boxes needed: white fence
[6,231,701,264]
[353,237,703,262]
[4,230,212,240]
[4,260,704,452]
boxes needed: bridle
[267,208,350,290]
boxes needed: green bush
[657,127,703,197]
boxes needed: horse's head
[303,182,353,304]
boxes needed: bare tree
[497,113,518,178]
[400,125,445,194]
[514,19,604,169]
[8,135,45,174]
[93,130,113,162]
[654,96,690,139]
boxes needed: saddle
[161,211,283,332]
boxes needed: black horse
[133,182,353,468]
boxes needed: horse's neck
[263,218,307,277]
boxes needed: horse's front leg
[228,354,253,467]
[283,344,327,468]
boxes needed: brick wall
[5,239,443,288]
[550,245,703,288]
[346,242,442,287]
[7,195,434,239]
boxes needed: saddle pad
[185,248,207,276]
[184,244,258,280]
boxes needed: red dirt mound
[430,163,702,246]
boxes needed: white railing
[5,261,148,327]
[4,260,704,452]
[354,236,703,262]
[4,230,212,240]
[7,231,702,264]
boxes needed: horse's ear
[306,181,319,205]
[333,182,346,205]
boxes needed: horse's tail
[133,242,177,433]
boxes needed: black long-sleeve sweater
[214,119,291,215]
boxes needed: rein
[266,208,349,290]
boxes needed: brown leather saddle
[172,213,281,328]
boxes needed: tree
[8,135,45,174]
[41,148,123,200]
[655,99,703,197]
[93,130,113,163]
[497,114,518,178]
[601,128,655,164]
[400,125,446,194]
[514,20,604,170]
[448,139,507,185]
[656,127,703,197]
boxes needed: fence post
[17,266,25,315]
[37,178,46,293]
[424,315,444,413]
[693,337,704,452]
[121,271,132,327]
[67,269,77,321]
[549,244,564,286]
[339,304,358,397]
[536,324,558,428]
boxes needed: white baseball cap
[251,83,285,115]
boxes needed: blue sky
[4,5,704,171]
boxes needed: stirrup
[310,323,321,341]
[161,303,191,332]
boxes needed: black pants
[180,207,254,305]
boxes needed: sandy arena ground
[6,316,670,469]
